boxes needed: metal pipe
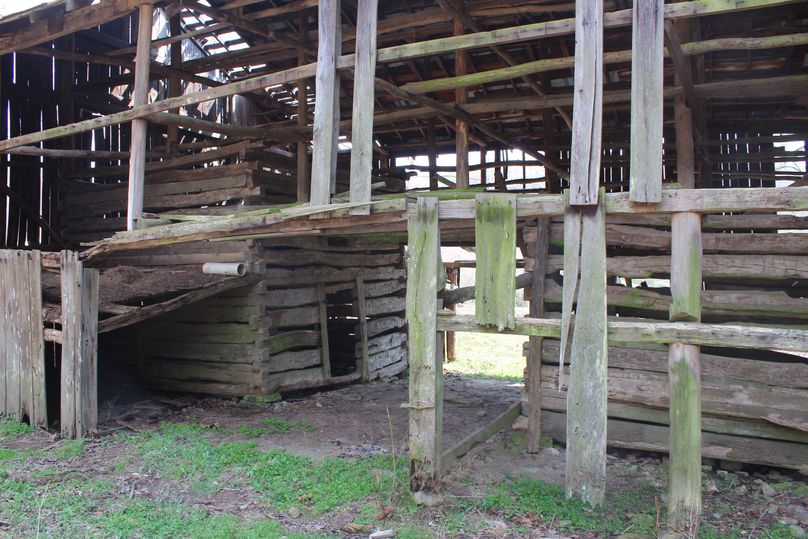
[202,262,246,276]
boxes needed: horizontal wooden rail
[436,313,808,353]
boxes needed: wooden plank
[6,252,23,419]
[355,276,370,381]
[317,285,332,379]
[670,213,702,322]
[348,0,379,215]
[0,253,7,415]
[629,0,664,203]
[267,348,322,374]
[436,314,808,353]
[309,0,341,205]
[268,329,321,354]
[558,196,581,390]
[526,218,549,453]
[568,0,603,205]
[441,401,521,474]
[60,251,99,438]
[474,194,516,330]
[565,192,608,506]
[406,197,443,491]
[454,10,470,190]
[26,251,46,427]
[127,4,154,230]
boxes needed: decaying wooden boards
[60,251,100,438]
[0,250,47,428]
[474,194,516,330]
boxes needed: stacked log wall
[129,236,407,396]
[520,214,808,470]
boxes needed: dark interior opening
[325,291,359,377]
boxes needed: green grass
[237,418,314,437]
[445,332,527,381]
[0,418,35,439]
[129,422,406,514]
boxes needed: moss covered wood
[474,194,517,330]
[406,197,444,491]
[565,192,608,506]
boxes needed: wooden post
[543,109,560,193]
[453,4,469,189]
[629,0,664,203]
[166,14,182,151]
[526,218,549,453]
[297,11,311,202]
[565,190,608,506]
[445,267,458,362]
[355,276,370,381]
[126,4,154,230]
[674,96,696,190]
[474,193,517,330]
[667,215,703,535]
[569,0,603,205]
[310,0,342,206]
[317,284,331,379]
[60,251,99,439]
[349,0,379,214]
[427,119,438,190]
[407,197,443,491]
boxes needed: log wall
[130,236,407,397]
[519,214,808,470]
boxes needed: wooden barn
[0,0,806,534]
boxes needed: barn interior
[0,0,807,532]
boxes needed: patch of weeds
[0,447,40,463]
[475,475,626,534]
[112,455,131,474]
[237,418,314,437]
[0,418,35,439]
[51,439,85,459]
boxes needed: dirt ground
[2,375,808,538]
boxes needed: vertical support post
[427,119,438,191]
[453,4,469,189]
[667,212,702,536]
[60,251,99,439]
[310,0,342,206]
[317,284,331,380]
[28,251,46,428]
[349,0,379,214]
[355,276,370,381]
[445,267,458,362]
[407,197,443,491]
[526,217,549,453]
[166,14,182,151]
[543,109,560,193]
[629,0,664,203]
[0,252,8,416]
[565,190,607,506]
[297,11,311,202]
[569,0,603,205]
[126,4,154,230]
[674,96,695,190]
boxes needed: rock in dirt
[369,530,395,539]
[287,507,301,519]
[782,504,808,525]
[760,483,777,497]
[412,491,444,507]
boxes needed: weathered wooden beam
[441,401,521,474]
[436,314,808,353]
[60,251,99,439]
[355,276,370,381]
[474,194,517,330]
[407,197,443,492]
[453,3,470,190]
[348,0,379,215]
[309,0,342,206]
[568,0,603,205]
[526,218,550,454]
[629,0,664,204]
[297,12,311,203]
[565,192,608,506]
[127,4,154,231]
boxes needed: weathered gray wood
[126,4,154,231]
[267,348,322,374]
[0,253,8,416]
[26,251,46,428]
[355,276,370,381]
[474,194,516,330]
[348,0,379,215]
[4,252,22,419]
[60,251,99,439]
[558,197,582,391]
[629,0,664,203]
[565,192,608,506]
[310,0,342,205]
[407,198,443,491]
[317,285,332,379]
[670,213,702,322]
[527,218,550,453]
[568,0,603,205]
[441,401,521,474]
